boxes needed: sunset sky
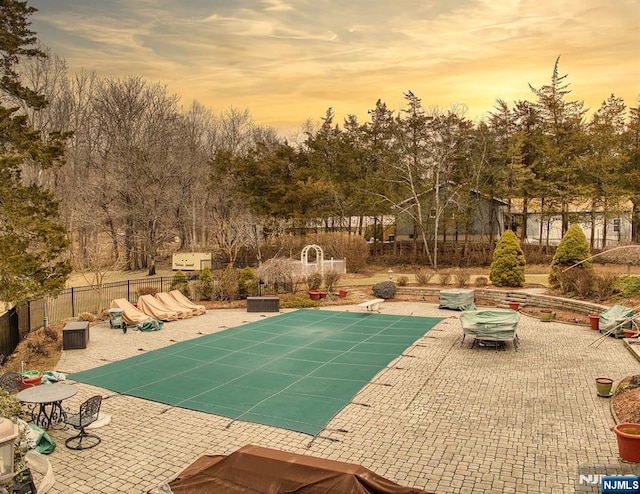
[28,0,640,136]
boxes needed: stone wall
[396,286,608,315]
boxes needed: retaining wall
[396,286,608,315]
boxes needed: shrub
[279,295,323,309]
[170,270,190,297]
[474,276,489,287]
[213,266,241,301]
[26,336,48,356]
[372,281,397,299]
[619,276,640,298]
[256,257,297,293]
[324,270,341,292]
[43,326,59,342]
[573,269,595,298]
[137,286,158,297]
[454,269,470,288]
[310,232,370,273]
[78,312,97,322]
[594,273,620,301]
[438,271,452,286]
[397,275,409,287]
[489,230,526,287]
[239,267,258,298]
[198,266,215,300]
[415,270,434,285]
[305,271,323,291]
[549,224,592,287]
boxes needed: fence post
[71,287,75,317]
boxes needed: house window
[613,218,620,233]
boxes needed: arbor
[0,0,70,303]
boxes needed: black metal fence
[0,300,43,360]
[0,273,286,358]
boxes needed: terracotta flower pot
[508,301,520,311]
[318,290,327,299]
[338,289,348,298]
[613,423,640,462]
[308,290,321,300]
[589,314,600,331]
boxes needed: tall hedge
[489,230,526,287]
[549,224,592,287]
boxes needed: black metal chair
[63,395,103,450]
[0,371,23,394]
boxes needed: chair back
[0,372,23,393]
[79,395,102,427]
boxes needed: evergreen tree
[0,0,71,303]
[549,224,592,287]
[489,230,526,287]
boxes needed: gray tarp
[439,289,476,310]
[599,305,635,336]
[460,309,519,341]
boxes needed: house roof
[510,197,633,214]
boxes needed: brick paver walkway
[38,302,640,493]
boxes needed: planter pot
[338,289,348,298]
[623,329,638,339]
[308,290,321,301]
[318,291,327,299]
[595,377,613,397]
[540,309,553,322]
[20,371,42,390]
[508,301,520,311]
[589,314,600,331]
[613,423,640,462]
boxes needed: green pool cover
[70,309,442,435]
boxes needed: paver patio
[41,301,639,493]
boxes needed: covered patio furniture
[599,305,636,337]
[460,309,520,350]
[137,294,179,322]
[110,299,163,331]
[155,444,434,494]
[439,288,476,310]
[155,292,194,318]
[169,290,206,315]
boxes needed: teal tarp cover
[599,305,635,335]
[439,289,476,310]
[460,309,519,340]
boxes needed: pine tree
[0,0,71,303]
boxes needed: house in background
[511,198,633,248]
[394,188,509,244]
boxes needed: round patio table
[17,383,78,429]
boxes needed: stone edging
[396,286,609,316]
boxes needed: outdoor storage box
[62,321,90,350]
[246,297,280,313]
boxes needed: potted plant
[308,290,321,301]
[613,423,640,462]
[595,377,613,397]
[540,309,553,322]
